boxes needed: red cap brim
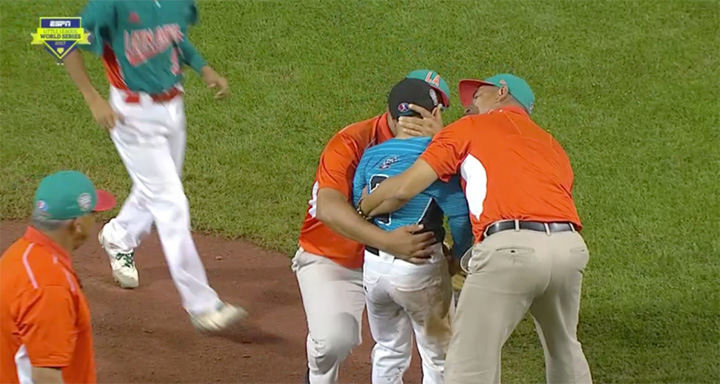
[94,189,117,212]
[458,79,495,107]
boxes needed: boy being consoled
[353,78,473,384]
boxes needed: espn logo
[49,20,72,27]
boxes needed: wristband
[355,199,372,221]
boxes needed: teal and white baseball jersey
[78,0,206,94]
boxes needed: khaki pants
[445,229,592,384]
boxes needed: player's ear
[432,105,442,117]
[497,85,510,102]
[64,218,83,242]
[69,218,81,234]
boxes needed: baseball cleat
[98,226,139,289]
[190,302,248,334]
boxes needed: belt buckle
[484,220,517,238]
[482,223,493,238]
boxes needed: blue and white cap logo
[33,200,50,221]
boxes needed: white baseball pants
[292,248,366,384]
[363,244,454,384]
[102,86,222,315]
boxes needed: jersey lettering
[368,175,391,225]
[124,24,183,66]
[417,198,445,242]
[170,46,180,75]
[425,72,441,87]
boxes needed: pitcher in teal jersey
[62,0,246,334]
[353,78,473,384]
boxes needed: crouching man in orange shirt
[0,170,116,384]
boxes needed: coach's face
[465,85,507,116]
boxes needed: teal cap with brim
[459,73,535,114]
[406,69,451,108]
[32,170,116,221]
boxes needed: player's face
[465,85,499,116]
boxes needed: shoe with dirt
[98,227,139,289]
[190,302,248,334]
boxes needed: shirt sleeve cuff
[79,29,104,56]
[30,358,71,368]
[187,54,207,74]
[317,183,350,197]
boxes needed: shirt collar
[494,105,530,117]
[375,112,393,144]
[23,226,74,271]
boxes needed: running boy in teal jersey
[63,0,245,334]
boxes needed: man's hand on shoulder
[201,66,229,99]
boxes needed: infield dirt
[0,220,423,383]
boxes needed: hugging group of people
[293,69,593,384]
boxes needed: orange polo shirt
[0,227,96,384]
[298,113,394,269]
[420,106,581,243]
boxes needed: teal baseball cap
[406,69,451,108]
[459,73,535,114]
[32,170,116,221]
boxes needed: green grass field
[1,0,719,382]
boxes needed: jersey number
[369,175,391,225]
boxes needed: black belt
[366,246,379,256]
[483,220,576,238]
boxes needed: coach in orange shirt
[0,170,116,384]
[358,74,592,384]
[294,70,450,384]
